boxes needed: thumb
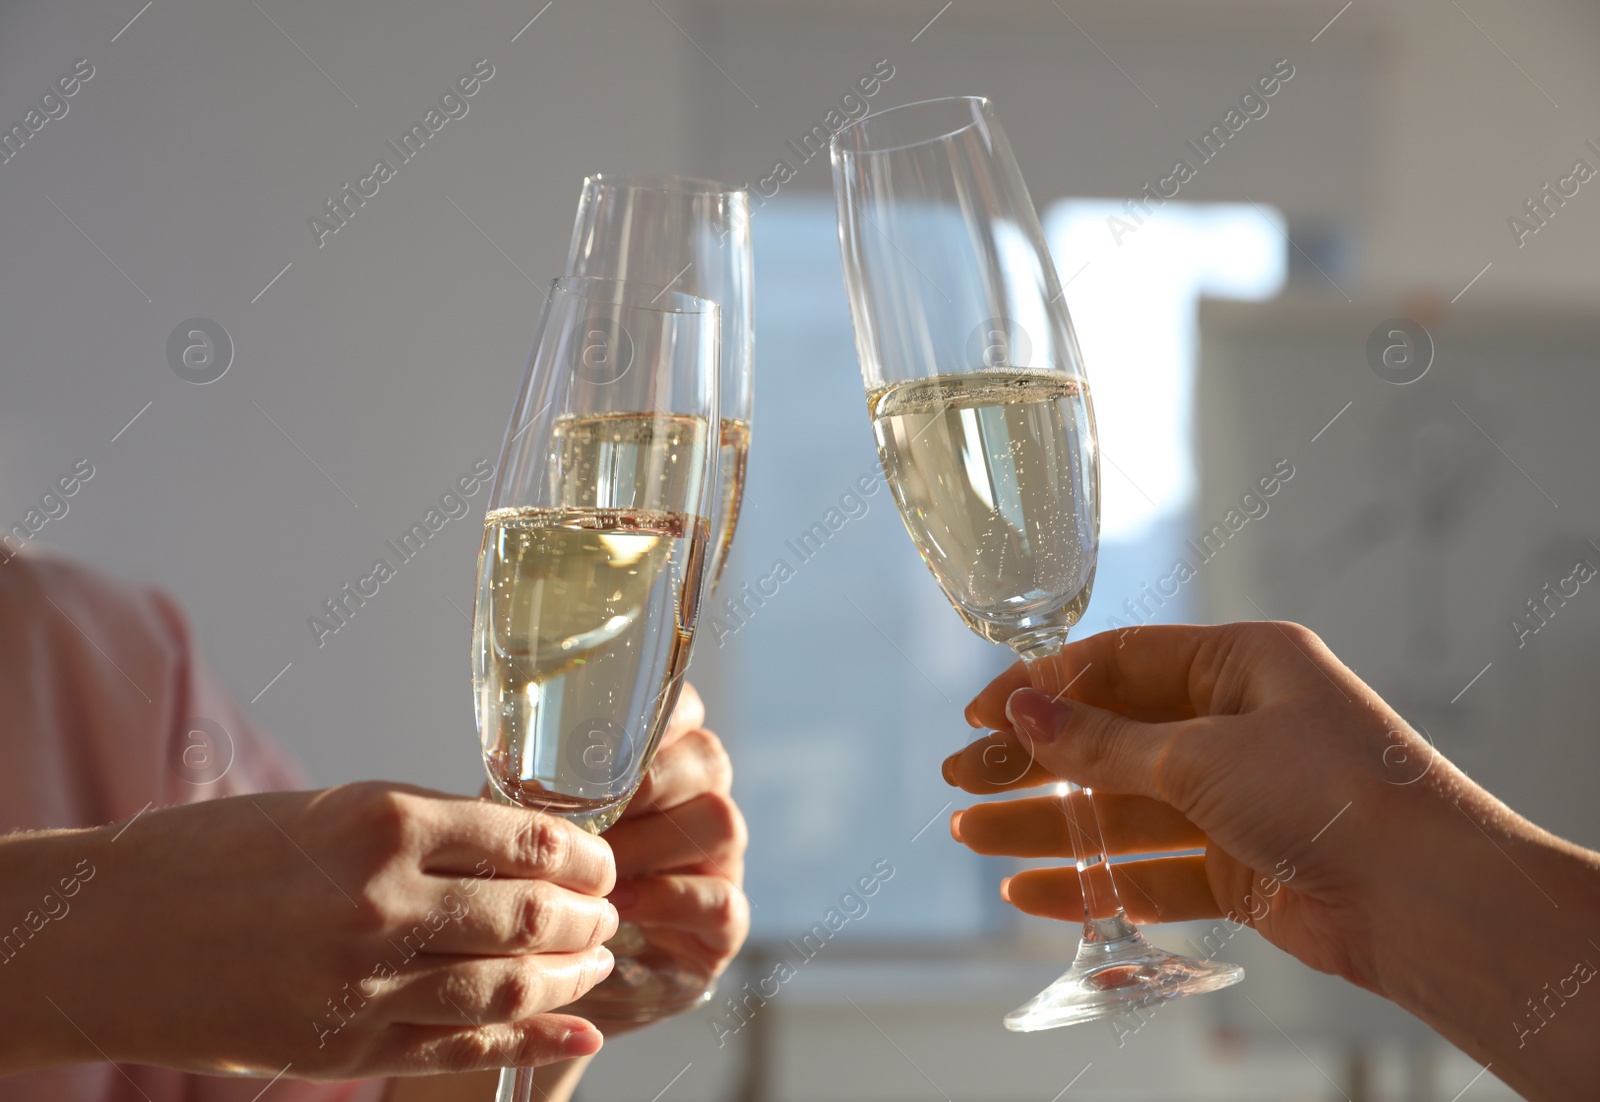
[1002,687,1194,804]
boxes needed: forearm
[0,826,108,1073]
[1373,788,1600,1100]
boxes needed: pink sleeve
[0,554,388,1102]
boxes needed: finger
[378,1013,603,1074]
[663,682,706,745]
[1002,856,1222,925]
[385,947,616,1026]
[607,792,747,880]
[419,878,619,956]
[946,689,1217,808]
[953,794,1205,858]
[610,874,750,955]
[940,728,1058,793]
[966,622,1350,733]
[424,802,616,896]
[627,726,732,816]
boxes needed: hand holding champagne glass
[831,96,1244,1030]
[472,276,721,1099]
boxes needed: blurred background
[4,0,1599,1098]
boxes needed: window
[718,195,1286,943]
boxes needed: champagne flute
[831,96,1244,1030]
[472,276,719,1100]
[560,175,753,1026]
[567,174,753,590]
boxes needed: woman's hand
[0,783,619,1080]
[590,682,750,1035]
[943,622,1600,1101]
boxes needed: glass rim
[831,95,994,157]
[582,172,749,199]
[550,276,720,317]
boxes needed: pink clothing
[0,554,386,1102]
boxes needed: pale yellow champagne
[867,370,1098,648]
[708,418,751,590]
[473,412,712,832]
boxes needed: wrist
[0,824,114,1073]
[1369,776,1600,1096]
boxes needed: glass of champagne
[560,175,753,1025]
[567,174,753,589]
[472,276,719,1100]
[830,96,1244,1030]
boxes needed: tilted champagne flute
[472,277,720,1100]
[567,174,753,590]
[831,96,1244,1030]
[559,174,753,1025]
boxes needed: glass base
[564,922,716,1025]
[1004,930,1244,1032]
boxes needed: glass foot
[564,922,716,1025]
[1004,931,1244,1032]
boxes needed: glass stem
[496,1067,535,1102]
[1013,632,1141,947]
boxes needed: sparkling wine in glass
[832,96,1244,1030]
[473,277,720,1100]
[560,175,753,1027]
[567,174,753,590]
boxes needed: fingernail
[941,754,957,785]
[560,1026,604,1059]
[608,881,638,910]
[1005,688,1069,743]
[949,810,964,840]
[599,900,621,940]
[595,946,615,981]
[963,701,984,728]
[1000,876,1013,902]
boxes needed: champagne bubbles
[166,318,234,384]
[1365,317,1433,385]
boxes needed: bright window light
[1043,200,1288,544]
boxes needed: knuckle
[712,884,750,933]
[435,1027,500,1072]
[516,884,557,948]
[684,727,734,792]
[493,966,541,1021]
[699,792,748,855]
[515,815,566,874]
